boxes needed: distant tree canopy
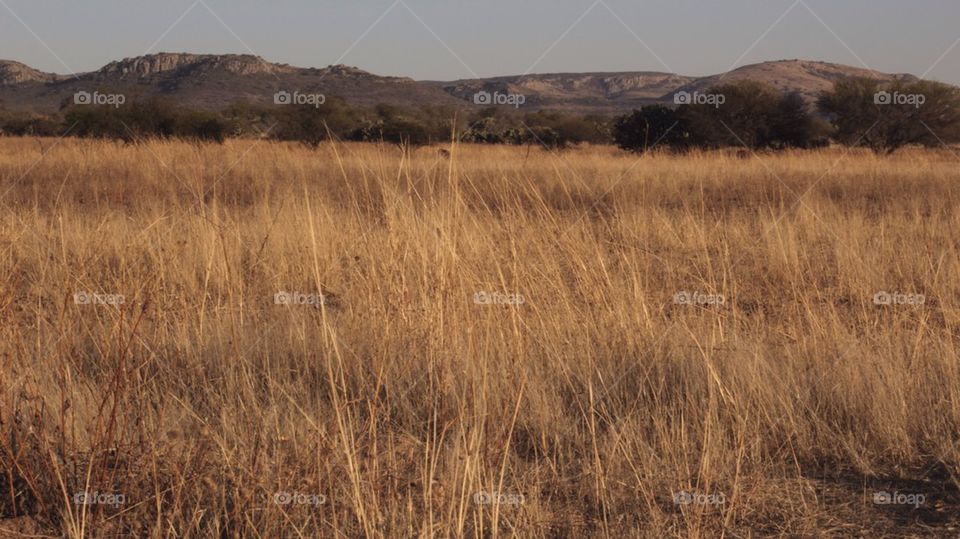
[613,105,688,152]
[0,108,62,137]
[272,96,359,147]
[62,98,230,143]
[347,103,447,147]
[817,77,960,153]
[459,108,608,149]
[614,81,828,153]
[4,77,960,155]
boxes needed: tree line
[0,96,609,149]
[1,77,958,153]
[613,78,960,154]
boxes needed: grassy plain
[1,138,959,537]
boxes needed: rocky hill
[670,59,916,103]
[435,72,696,113]
[95,53,296,78]
[0,60,63,86]
[0,53,463,113]
[0,54,927,115]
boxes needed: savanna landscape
[3,1,960,537]
[2,137,959,537]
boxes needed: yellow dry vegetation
[1,138,958,537]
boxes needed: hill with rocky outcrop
[0,54,926,115]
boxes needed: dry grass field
[1,137,960,537]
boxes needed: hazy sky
[1,0,958,83]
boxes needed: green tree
[517,110,606,149]
[349,104,435,147]
[273,96,358,148]
[768,92,827,149]
[818,77,960,153]
[673,81,822,150]
[679,81,780,149]
[613,105,685,152]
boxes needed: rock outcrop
[97,53,294,78]
[0,60,60,85]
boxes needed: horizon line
[1,53,927,83]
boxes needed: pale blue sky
[1,0,958,83]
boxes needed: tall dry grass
[1,137,959,537]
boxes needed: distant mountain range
[0,53,921,115]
